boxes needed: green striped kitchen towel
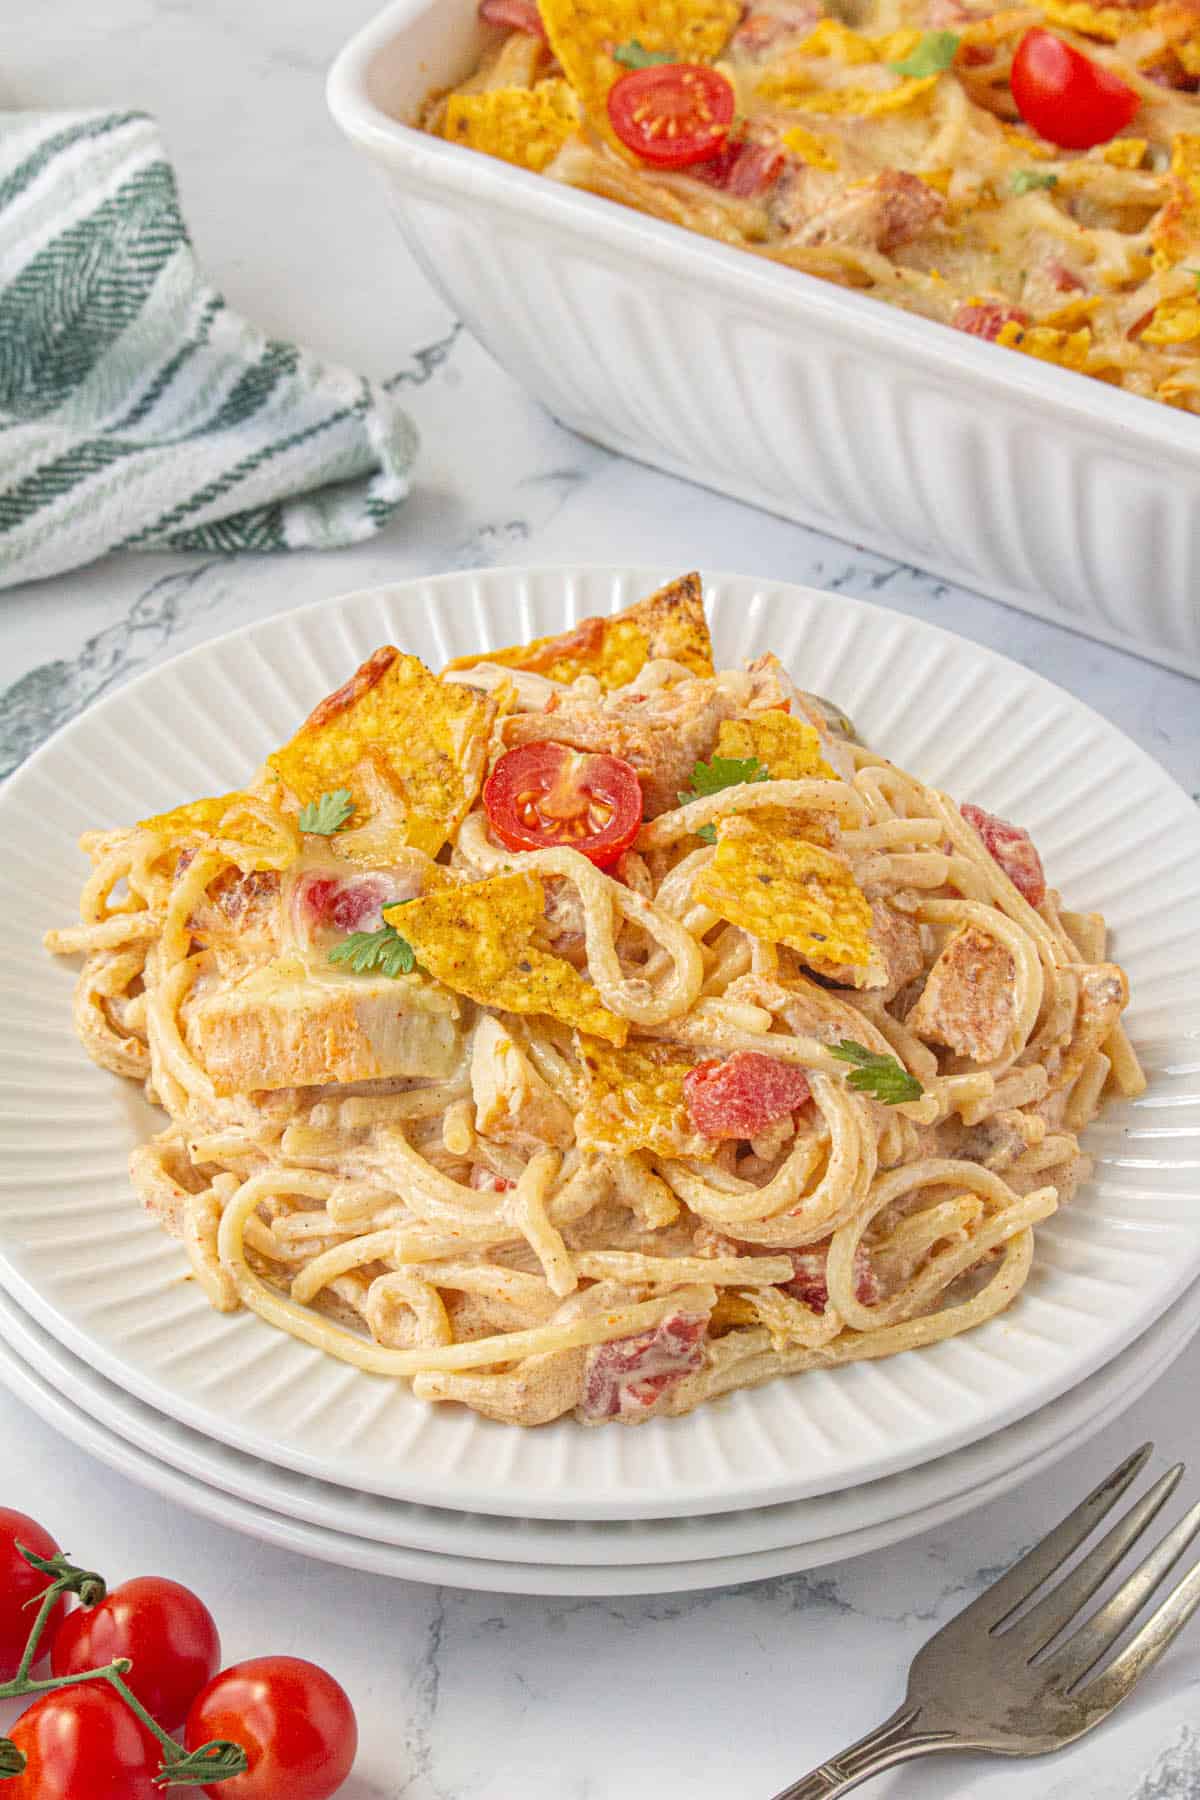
[0,109,419,588]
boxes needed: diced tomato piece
[478,0,546,35]
[786,1242,879,1314]
[580,1314,708,1420]
[961,803,1047,907]
[469,1167,515,1192]
[693,137,785,196]
[952,301,1030,342]
[684,1051,811,1140]
[297,872,393,936]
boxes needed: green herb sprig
[613,38,676,67]
[830,1040,924,1105]
[890,29,959,76]
[1010,169,1059,195]
[298,788,354,836]
[679,755,770,846]
[329,922,415,978]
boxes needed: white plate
[2,567,1198,1519]
[4,1274,1194,1598]
[0,1273,1197,1575]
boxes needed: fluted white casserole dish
[328,0,1200,676]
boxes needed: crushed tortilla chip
[443,80,580,172]
[139,793,299,872]
[444,573,714,688]
[1100,137,1147,168]
[1153,134,1200,267]
[693,816,875,977]
[781,124,839,169]
[766,74,938,115]
[1141,294,1200,345]
[716,712,835,781]
[1040,0,1128,39]
[538,0,740,151]
[387,872,627,1044]
[268,648,493,861]
[576,1036,711,1156]
[1001,124,1056,160]
[996,320,1097,370]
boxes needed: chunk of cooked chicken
[906,925,1015,1064]
[184,957,464,1096]
[500,677,737,818]
[791,169,945,253]
[470,1014,575,1149]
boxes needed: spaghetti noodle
[46,574,1141,1426]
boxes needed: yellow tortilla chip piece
[1041,0,1127,38]
[996,321,1096,371]
[538,0,739,152]
[576,1037,711,1156]
[781,124,839,170]
[139,793,298,872]
[716,712,835,781]
[1141,294,1200,345]
[1001,125,1056,160]
[1100,137,1147,168]
[268,648,493,861]
[1153,134,1200,267]
[444,573,714,689]
[693,816,874,976]
[386,873,627,1045]
[443,80,580,172]
[779,75,938,116]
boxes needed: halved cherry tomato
[51,1576,220,1731]
[7,1683,162,1800]
[0,1509,66,1679]
[607,63,735,168]
[1010,28,1138,149]
[483,743,643,866]
[185,1657,357,1800]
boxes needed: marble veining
[2,1,1199,1796]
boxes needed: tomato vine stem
[0,1544,247,1786]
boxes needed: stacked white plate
[1,568,1198,1595]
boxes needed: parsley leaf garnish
[829,1040,923,1105]
[1010,169,1059,195]
[890,29,959,76]
[613,38,676,67]
[679,756,769,844]
[683,755,769,801]
[1186,266,1200,293]
[298,788,354,836]
[329,923,415,978]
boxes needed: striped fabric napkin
[0,110,419,589]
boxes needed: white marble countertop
[2,4,1199,1796]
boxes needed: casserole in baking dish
[329,0,1200,674]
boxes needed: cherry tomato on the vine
[185,1656,358,1800]
[607,63,735,167]
[483,741,644,866]
[1010,28,1139,149]
[0,1508,66,1678]
[51,1576,221,1730]
[6,1682,162,1800]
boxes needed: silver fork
[771,1444,1200,1798]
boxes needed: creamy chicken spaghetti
[46,576,1143,1427]
[423,0,1200,412]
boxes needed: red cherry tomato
[6,1682,162,1800]
[607,64,735,168]
[0,1509,66,1679]
[51,1576,220,1731]
[483,742,643,866]
[185,1657,357,1800]
[1010,28,1139,148]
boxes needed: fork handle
[769,1704,956,1798]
